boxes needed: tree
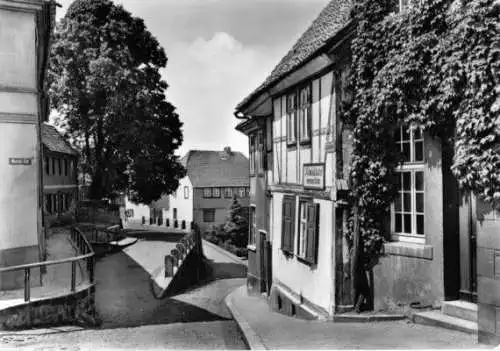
[223,195,249,248]
[47,0,186,203]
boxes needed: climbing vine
[345,0,499,274]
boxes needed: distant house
[125,147,250,233]
[41,123,79,224]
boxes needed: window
[203,188,212,198]
[238,187,246,198]
[257,130,265,173]
[45,194,52,214]
[392,125,425,243]
[297,199,320,264]
[245,187,250,197]
[212,187,221,198]
[203,209,215,223]
[173,208,177,219]
[249,206,256,246]
[184,186,189,199]
[51,158,55,175]
[58,158,62,175]
[250,135,256,175]
[286,93,297,145]
[45,157,49,175]
[224,187,233,198]
[64,159,68,176]
[298,85,312,143]
[281,196,296,254]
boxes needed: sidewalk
[226,286,492,350]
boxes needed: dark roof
[41,123,78,156]
[236,0,352,111]
[183,149,249,188]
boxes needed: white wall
[271,192,334,314]
[124,196,151,223]
[0,8,40,251]
[163,176,193,223]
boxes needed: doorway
[458,193,477,302]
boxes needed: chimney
[221,146,231,160]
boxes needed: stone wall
[476,200,500,345]
[0,285,99,330]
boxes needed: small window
[45,157,50,175]
[184,186,189,199]
[203,209,215,223]
[203,188,212,198]
[238,188,246,198]
[250,135,256,176]
[173,208,177,220]
[51,158,55,175]
[45,194,52,214]
[298,85,311,144]
[224,187,233,198]
[286,93,297,145]
[245,187,250,197]
[257,130,265,173]
[58,158,62,175]
[64,159,68,176]
[249,206,256,246]
[212,188,221,198]
[297,200,319,264]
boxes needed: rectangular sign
[303,163,325,190]
[9,157,32,166]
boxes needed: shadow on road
[95,250,232,329]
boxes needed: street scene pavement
[0,229,248,350]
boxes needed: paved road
[3,230,248,350]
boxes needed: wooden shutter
[306,203,320,264]
[281,196,295,253]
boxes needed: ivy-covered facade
[235,0,499,343]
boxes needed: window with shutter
[297,199,320,264]
[281,196,295,254]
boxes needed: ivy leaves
[347,0,499,265]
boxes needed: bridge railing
[163,222,203,278]
[0,227,95,303]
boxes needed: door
[260,231,267,294]
[459,193,478,302]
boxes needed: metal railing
[0,227,95,303]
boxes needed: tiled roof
[236,0,353,111]
[41,123,78,156]
[183,149,249,188]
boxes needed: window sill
[297,255,316,267]
[383,241,433,260]
[299,140,311,147]
[287,143,297,149]
[247,244,256,252]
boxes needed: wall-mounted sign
[303,163,325,190]
[9,157,32,166]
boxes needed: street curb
[202,240,248,266]
[225,287,267,350]
[331,313,407,322]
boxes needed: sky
[54,0,330,157]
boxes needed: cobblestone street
[0,231,248,350]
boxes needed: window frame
[224,187,233,198]
[51,157,55,175]
[296,198,320,265]
[391,125,425,244]
[249,205,256,247]
[203,188,212,198]
[45,157,50,175]
[184,186,189,199]
[298,84,312,145]
[238,187,246,198]
[286,93,297,146]
[212,187,221,198]
[250,134,256,176]
[203,208,215,223]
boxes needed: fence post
[71,261,76,292]
[24,268,30,302]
